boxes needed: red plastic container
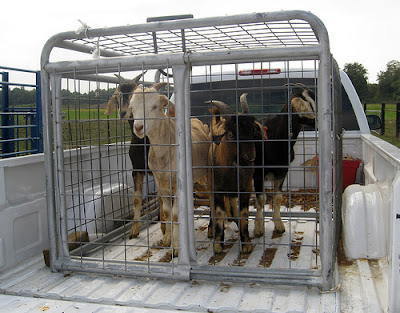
[317,157,362,192]
[342,159,362,191]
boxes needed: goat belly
[210,167,254,193]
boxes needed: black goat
[253,86,316,237]
[207,94,263,254]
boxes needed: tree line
[344,60,400,103]
[1,88,117,107]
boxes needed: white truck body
[1,11,399,313]
[0,70,398,313]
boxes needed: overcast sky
[1,0,399,84]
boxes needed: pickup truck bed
[0,208,388,312]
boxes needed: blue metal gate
[0,66,43,158]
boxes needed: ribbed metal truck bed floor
[80,206,321,271]
[0,256,338,313]
[0,207,388,312]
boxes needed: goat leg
[253,169,265,237]
[238,196,253,253]
[158,196,166,235]
[208,195,231,238]
[272,193,285,233]
[272,178,285,233]
[207,193,215,239]
[161,195,172,248]
[129,172,144,239]
[213,198,226,254]
[172,200,179,257]
[254,194,266,237]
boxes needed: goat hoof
[172,245,179,257]
[273,220,286,234]
[129,223,141,239]
[253,222,264,238]
[242,243,253,254]
[214,243,223,254]
[207,227,213,239]
[160,223,166,235]
[162,235,171,247]
[276,226,286,234]
[253,228,264,238]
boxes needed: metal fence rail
[41,11,339,291]
[0,66,43,158]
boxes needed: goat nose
[245,153,255,162]
[119,111,127,119]
[135,124,143,133]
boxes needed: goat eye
[151,105,157,111]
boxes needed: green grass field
[61,105,400,150]
[62,108,132,148]
[366,103,400,148]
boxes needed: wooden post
[396,103,400,138]
[381,103,386,135]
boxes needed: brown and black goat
[207,94,263,254]
[105,73,174,239]
[253,86,316,237]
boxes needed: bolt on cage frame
[41,11,341,290]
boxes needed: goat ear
[291,97,302,112]
[151,82,168,91]
[159,95,175,117]
[104,102,115,115]
[211,121,226,143]
[212,121,226,136]
[291,97,316,119]
[159,95,169,106]
[104,94,118,115]
[255,121,265,140]
[136,84,144,92]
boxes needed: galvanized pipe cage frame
[41,10,340,290]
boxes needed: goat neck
[264,104,305,141]
[148,117,175,148]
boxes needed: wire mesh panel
[188,61,322,276]
[52,71,189,278]
[42,11,339,289]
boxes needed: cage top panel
[70,20,319,56]
[44,11,327,65]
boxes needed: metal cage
[41,11,341,290]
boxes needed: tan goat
[129,83,210,255]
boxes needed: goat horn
[283,83,307,88]
[114,74,125,84]
[207,100,234,116]
[132,71,148,84]
[240,93,250,113]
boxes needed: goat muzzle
[134,124,144,137]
